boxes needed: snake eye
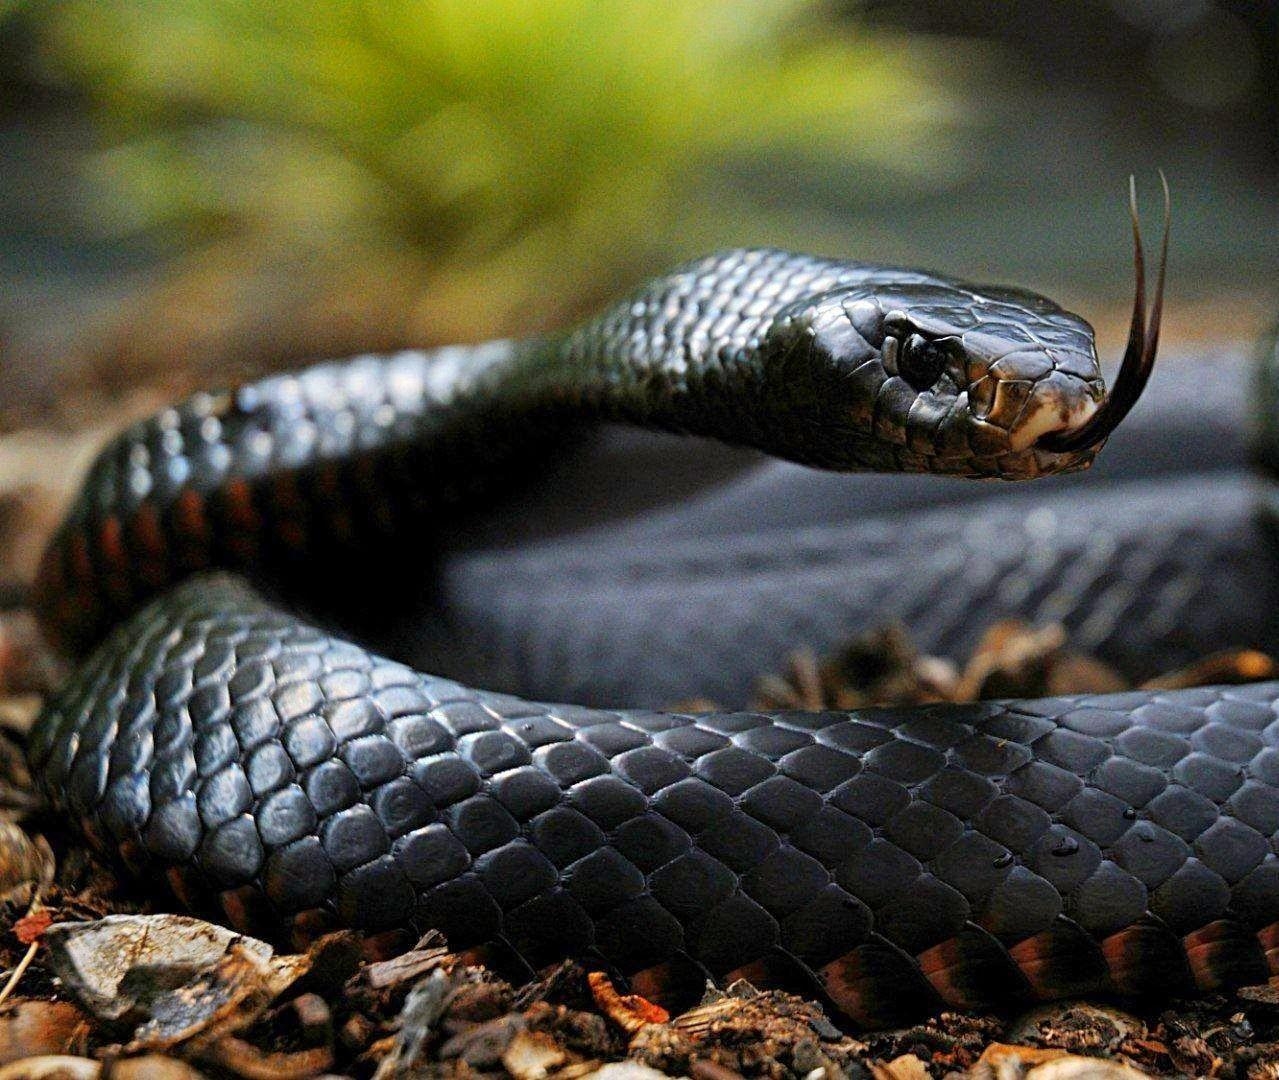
[898,334,949,391]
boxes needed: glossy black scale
[27,250,1279,1023]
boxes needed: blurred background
[0,0,1276,597]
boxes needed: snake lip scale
[27,184,1279,1029]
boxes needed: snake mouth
[1037,173,1169,454]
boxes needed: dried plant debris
[0,825,53,894]
[748,620,1276,713]
[633,979,872,1077]
[1006,1004,1142,1057]
[0,870,1274,1076]
[0,1000,89,1065]
[43,916,276,1023]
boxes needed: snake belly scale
[27,243,1279,1026]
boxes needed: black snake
[28,188,1279,1027]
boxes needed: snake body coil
[29,243,1279,1026]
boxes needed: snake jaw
[1036,173,1170,454]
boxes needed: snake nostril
[989,379,1034,427]
[968,376,996,420]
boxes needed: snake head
[760,280,1104,478]
[760,179,1167,480]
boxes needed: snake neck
[35,250,915,654]
[502,249,923,462]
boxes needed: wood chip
[979,1043,1070,1066]
[0,827,54,895]
[289,993,331,1041]
[43,915,273,1022]
[501,1029,567,1080]
[200,1036,333,1080]
[690,1060,746,1080]
[363,945,451,990]
[1141,648,1278,690]
[581,1065,672,1080]
[588,973,669,1035]
[869,1054,931,1080]
[0,1002,88,1066]
[127,946,311,1051]
[108,1057,208,1080]
[1024,1056,1153,1079]
[0,1056,99,1080]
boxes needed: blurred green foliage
[28,0,964,339]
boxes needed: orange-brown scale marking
[1183,919,1270,992]
[174,488,214,561]
[627,957,712,1016]
[95,514,134,607]
[131,505,165,559]
[1006,918,1111,1001]
[1257,921,1279,976]
[819,937,941,1029]
[724,951,829,1006]
[166,865,204,914]
[220,477,263,562]
[289,909,340,952]
[222,477,261,531]
[97,515,127,576]
[218,885,279,938]
[1100,921,1195,998]
[916,923,1031,1011]
[129,501,170,588]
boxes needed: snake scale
[26,208,1279,1026]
